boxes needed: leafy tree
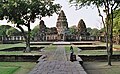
[0,0,61,52]
[113,9,120,35]
[69,0,120,65]
[86,27,100,36]
[90,28,100,36]
[112,9,120,44]
[86,27,92,33]
[0,25,11,36]
[6,27,21,36]
[31,25,39,38]
[69,25,77,34]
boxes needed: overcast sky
[0,0,104,30]
[42,0,104,29]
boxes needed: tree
[0,25,11,36]
[69,25,77,34]
[113,9,120,44]
[69,0,120,65]
[0,0,61,52]
[31,25,39,38]
[90,28,100,36]
[6,27,21,36]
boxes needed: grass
[43,45,57,51]
[0,43,25,50]
[97,41,120,48]
[83,62,120,74]
[0,51,41,55]
[0,62,36,74]
[113,44,120,48]
[65,46,78,54]
[79,50,120,55]
[0,66,19,74]
[79,50,107,55]
[0,43,47,50]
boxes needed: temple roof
[56,10,68,28]
[59,10,65,17]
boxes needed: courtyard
[0,0,120,74]
[0,41,119,74]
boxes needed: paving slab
[28,46,87,74]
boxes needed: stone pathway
[28,46,87,74]
[48,46,67,61]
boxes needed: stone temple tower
[56,10,68,41]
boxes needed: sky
[0,0,104,30]
[42,0,104,29]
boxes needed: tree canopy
[0,25,11,36]
[69,0,120,66]
[31,25,39,37]
[113,9,120,35]
[0,0,61,52]
[6,27,21,36]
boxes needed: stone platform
[28,46,87,74]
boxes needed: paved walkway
[29,46,87,74]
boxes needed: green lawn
[65,46,78,54]
[0,62,36,74]
[0,51,41,55]
[79,50,120,55]
[0,66,19,74]
[43,45,57,51]
[0,43,25,50]
[83,62,120,74]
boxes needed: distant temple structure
[38,20,46,41]
[0,10,100,42]
[56,10,68,41]
[37,10,88,41]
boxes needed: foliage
[69,0,120,66]
[0,0,61,52]
[6,27,21,36]
[86,27,100,36]
[113,9,120,35]
[90,28,100,36]
[0,0,61,25]
[69,25,77,34]
[0,25,11,36]
[31,25,39,37]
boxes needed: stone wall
[79,55,120,61]
[0,55,41,62]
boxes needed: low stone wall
[1,41,23,44]
[30,42,52,45]
[78,46,106,50]
[0,47,44,51]
[79,55,120,61]
[72,43,93,45]
[0,55,41,62]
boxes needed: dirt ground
[83,62,120,74]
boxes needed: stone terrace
[29,46,87,74]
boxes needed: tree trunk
[106,18,111,66]
[25,24,31,52]
[16,24,31,52]
[108,8,114,66]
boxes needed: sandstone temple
[37,10,87,41]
